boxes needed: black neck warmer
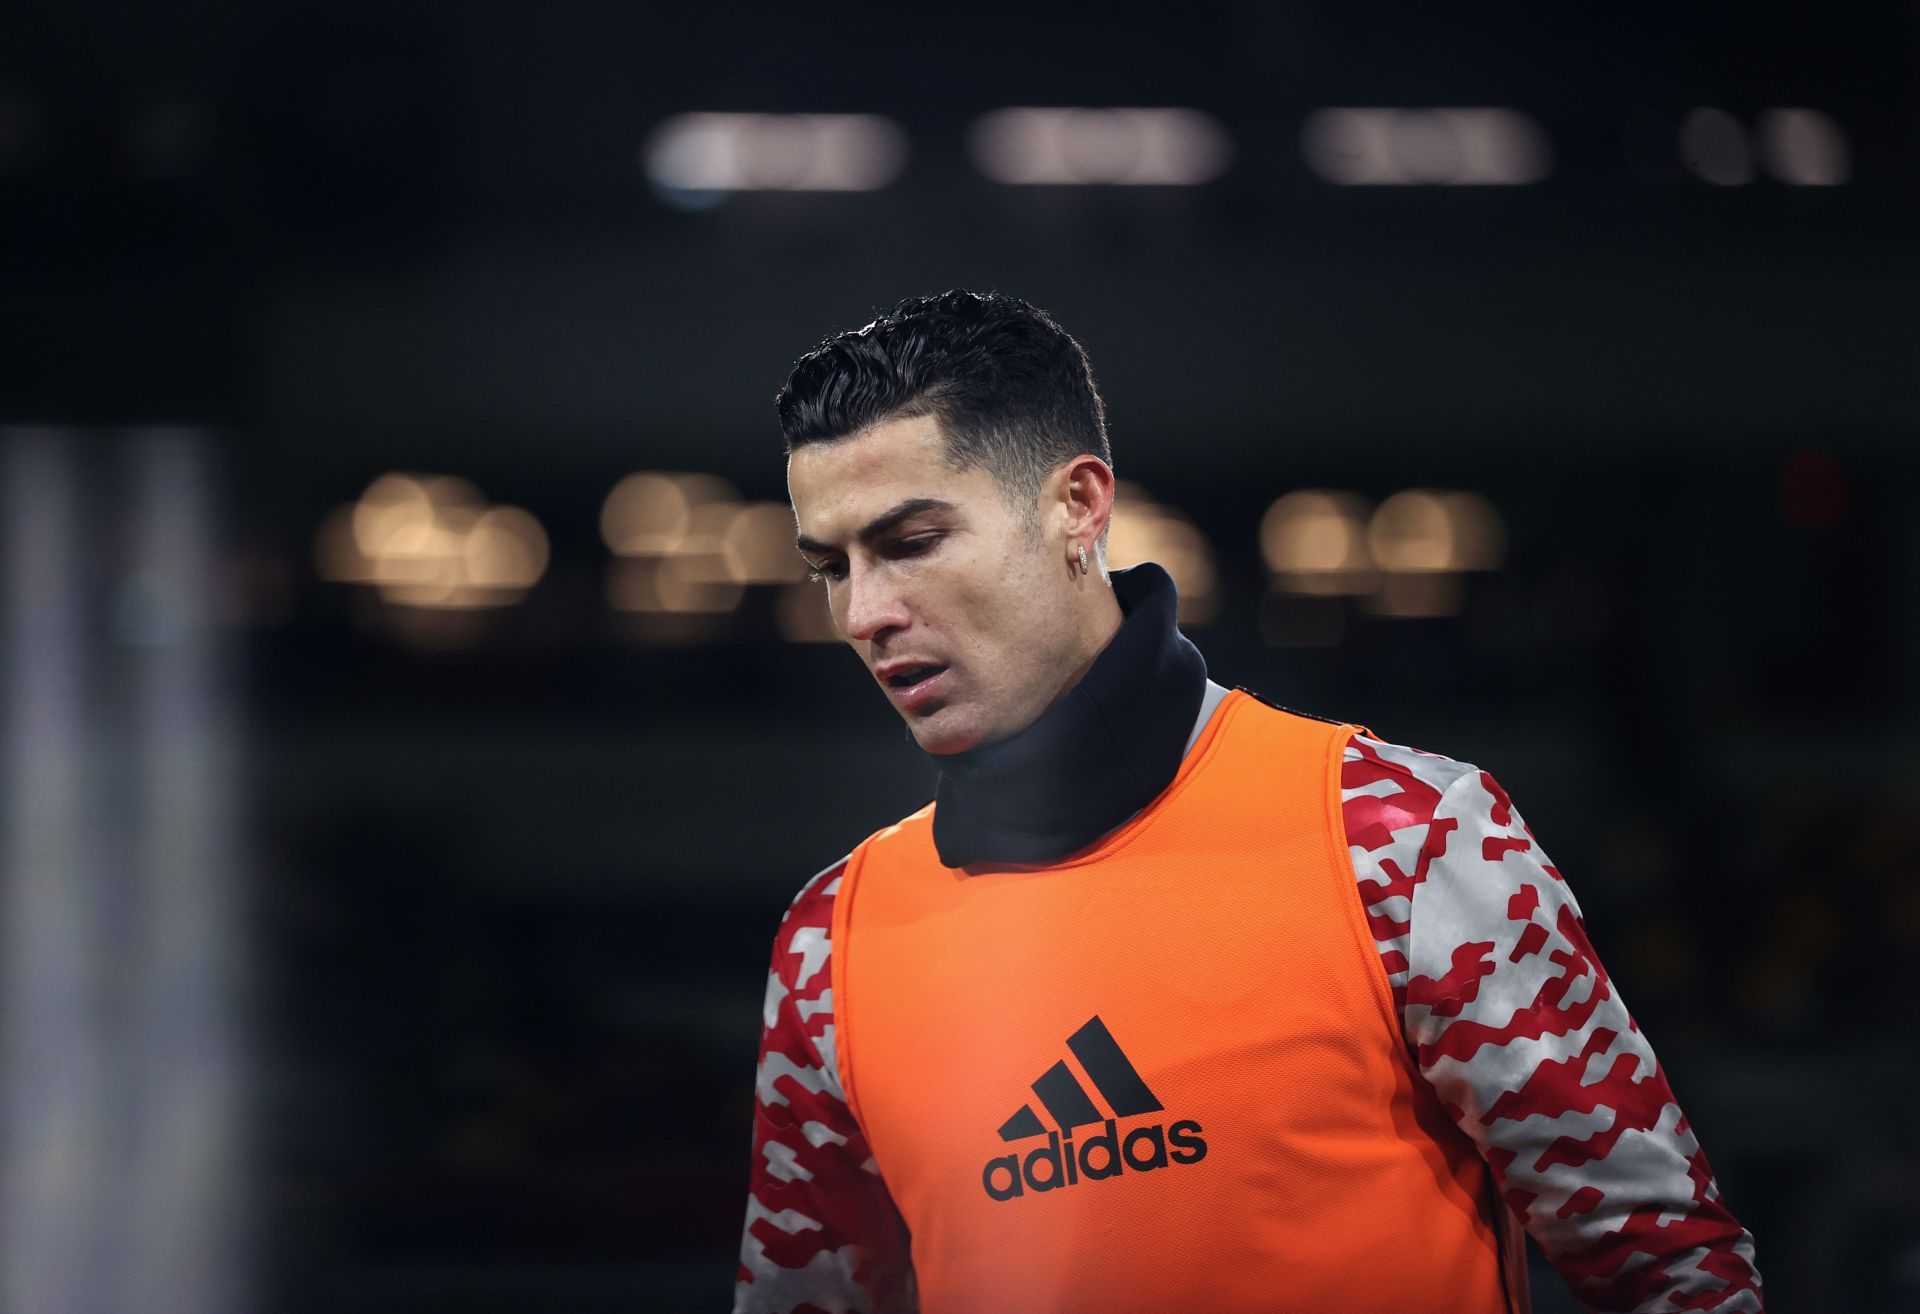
[928,561,1208,868]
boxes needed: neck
[1047,578,1125,713]
[926,562,1208,868]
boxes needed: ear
[1052,454,1116,550]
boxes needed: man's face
[788,413,1081,756]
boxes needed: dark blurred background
[3,2,1917,1311]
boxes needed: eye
[893,534,940,558]
[805,559,848,583]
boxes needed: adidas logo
[982,1015,1207,1202]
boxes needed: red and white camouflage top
[732,721,1765,1314]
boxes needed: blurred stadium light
[314,473,548,610]
[602,471,802,641]
[1260,490,1374,595]
[641,113,908,203]
[1368,489,1506,573]
[1106,482,1218,621]
[1362,489,1505,617]
[1259,488,1506,625]
[1756,109,1850,186]
[1677,107,1849,187]
[601,474,805,599]
[720,502,810,586]
[1679,108,1755,185]
[600,472,737,556]
[1301,108,1551,185]
[968,107,1233,185]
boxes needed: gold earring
[1077,544,1090,575]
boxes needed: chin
[912,727,978,757]
[907,708,985,757]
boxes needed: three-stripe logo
[983,1015,1208,1201]
[997,1015,1165,1139]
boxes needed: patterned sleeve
[734,858,918,1314]
[1341,734,1765,1313]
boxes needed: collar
[927,561,1208,867]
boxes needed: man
[733,290,1763,1314]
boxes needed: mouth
[884,662,946,689]
[879,662,951,712]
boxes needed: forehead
[787,413,999,537]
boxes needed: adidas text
[981,1118,1207,1201]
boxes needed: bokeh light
[1302,108,1551,185]
[1107,482,1218,622]
[969,108,1233,185]
[313,473,549,612]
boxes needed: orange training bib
[832,691,1521,1314]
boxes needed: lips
[881,661,946,689]
[875,660,951,712]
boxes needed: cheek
[952,561,1045,665]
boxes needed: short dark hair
[776,290,1112,523]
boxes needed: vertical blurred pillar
[115,428,247,1314]
[1,429,110,1314]
[0,427,248,1314]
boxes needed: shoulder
[1340,729,1554,879]
[1340,730,1547,868]
[1218,692,1489,824]
[782,854,847,925]
[1339,732,1567,1008]
[1340,731,1485,819]
[1340,731,1556,877]
[767,855,848,990]
[1337,732,1490,934]
[761,858,850,1094]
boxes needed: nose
[841,560,910,645]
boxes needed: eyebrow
[796,496,958,556]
